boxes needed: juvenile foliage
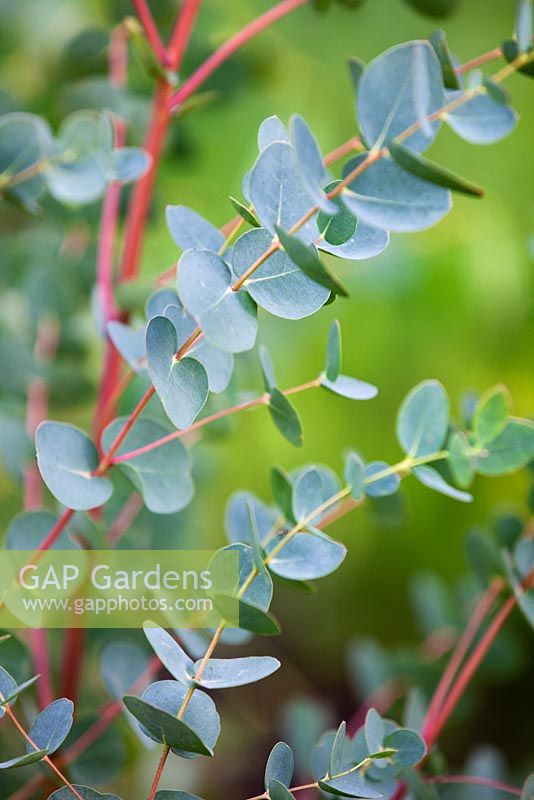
[0,1,533,799]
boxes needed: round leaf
[36,422,113,511]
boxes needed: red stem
[119,79,173,282]
[422,578,504,740]
[97,384,156,471]
[132,0,169,66]
[59,629,86,703]
[428,775,521,796]
[37,507,76,552]
[168,0,308,112]
[428,595,517,747]
[167,0,204,70]
[24,321,60,709]
[148,747,171,800]
[112,378,319,463]
[93,25,129,445]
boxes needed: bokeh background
[0,0,533,797]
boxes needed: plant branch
[132,0,169,66]
[428,593,517,746]
[146,449,451,793]
[422,577,504,739]
[456,46,503,74]
[427,774,521,796]
[167,0,204,70]
[113,378,320,463]
[24,319,59,710]
[168,0,308,112]
[0,700,84,800]
[93,25,129,443]
[7,657,160,800]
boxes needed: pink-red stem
[167,0,204,70]
[422,578,504,740]
[132,0,169,66]
[168,0,308,112]
[428,595,517,747]
[428,775,521,796]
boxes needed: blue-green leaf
[516,0,533,52]
[125,680,219,756]
[109,147,151,183]
[5,511,79,550]
[265,742,294,790]
[345,451,365,500]
[290,114,336,214]
[292,467,327,523]
[36,422,113,510]
[0,750,49,769]
[320,375,378,400]
[428,30,461,90]
[107,321,146,373]
[178,250,257,353]
[317,183,357,246]
[269,389,303,447]
[102,417,194,514]
[49,787,123,800]
[258,116,290,150]
[365,708,384,754]
[330,722,347,776]
[45,111,112,204]
[275,225,349,297]
[249,142,317,240]
[364,462,401,497]
[384,727,426,766]
[143,623,194,685]
[342,155,451,232]
[388,140,484,196]
[473,384,511,447]
[413,465,472,502]
[232,228,329,319]
[225,492,278,546]
[267,530,346,580]
[0,667,18,719]
[229,196,260,227]
[396,380,449,457]
[0,113,53,208]
[271,466,295,523]
[476,419,534,476]
[163,303,234,393]
[146,315,209,429]
[166,205,224,252]
[195,656,280,689]
[325,321,342,381]
[269,781,294,800]
[27,698,74,756]
[260,345,278,391]
[155,793,203,800]
[318,219,389,260]
[357,41,445,153]
[318,774,382,798]
[447,430,475,487]
[444,90,518,143]
[0,675,39,711]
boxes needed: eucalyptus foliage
[0,1,533,799]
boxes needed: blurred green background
[0,0,533,797]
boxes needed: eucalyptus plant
[0,0,533,799]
